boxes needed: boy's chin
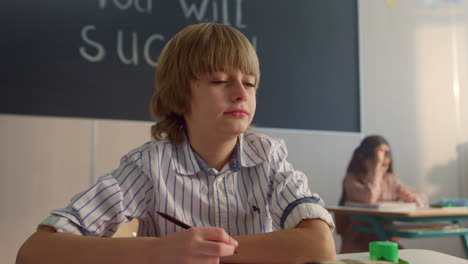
[223,126,249,137]
[216,120,252,137]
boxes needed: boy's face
[184,68,257,140]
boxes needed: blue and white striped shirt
[40,133,334,237]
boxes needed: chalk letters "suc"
[79,25,164,67]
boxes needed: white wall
[2,1,468,263]
[358,0,468,256]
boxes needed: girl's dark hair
[346,135,393,175]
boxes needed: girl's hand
[157,227,238,264]
[399,189,428,207]
[366,144,390,171]
[399,188,414,202]
[375,144,390,165]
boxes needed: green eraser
[369,241,398,263]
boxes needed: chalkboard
[1,0,360,132]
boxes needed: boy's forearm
[16,227,159,264]
[17,219,335,264]
[222,219,336,264]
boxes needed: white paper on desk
[345,201,418,211]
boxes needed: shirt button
[217,176,223,182]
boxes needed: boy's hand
[157,227,238,264]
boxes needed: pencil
[156,211,238,254]
[157,211,192,229]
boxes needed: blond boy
[17,22,335,264]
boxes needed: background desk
[327,206,468,258]
[337,249,468,264]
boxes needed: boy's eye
[211,80,227,84]
[244,82,256,88]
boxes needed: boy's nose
[231,81,248,102]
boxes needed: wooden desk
[337,249,468,264]
[327,206,468,258]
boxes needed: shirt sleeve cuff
[282,202,335,231]
[39,214,84,235]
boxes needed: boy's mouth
[225,110,248,117]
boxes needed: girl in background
[337,135,427,253]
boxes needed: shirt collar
[173,133,265,176]
[238,133,266,168]
[171,137,200,176]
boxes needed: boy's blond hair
[149,22,260,144]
